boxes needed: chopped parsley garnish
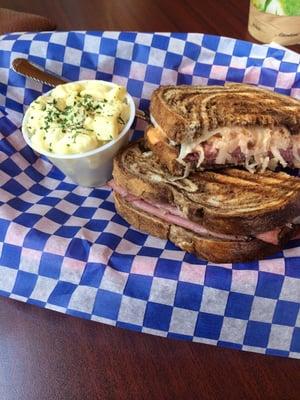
[27,85,130,155]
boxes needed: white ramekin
[22,80,136,187]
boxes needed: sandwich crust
[114,192,299,263]
[113,140,300,236]
[150,83,300,142]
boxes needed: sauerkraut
[177,126,300,173]
[149,114,300,173]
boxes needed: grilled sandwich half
[146,83,300,176]
[110,140,300,263]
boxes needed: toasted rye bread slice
[113,140,300,236]
[114,192,299,263]
[150,83,300,142]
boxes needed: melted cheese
[148,114,300,173]
[146,126,166,145]
[177,126,298,173]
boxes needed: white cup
[22,80,136,187]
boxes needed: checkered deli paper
[0,31,300,358]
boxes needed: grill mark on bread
[150,83,300,142]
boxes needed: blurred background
[1,0,299,52]
[0,0,252,37]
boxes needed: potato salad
[25,81,130,155]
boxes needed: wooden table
[0,1,299,399]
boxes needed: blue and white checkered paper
[0,31,300,358]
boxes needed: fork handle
[12,58,66,87]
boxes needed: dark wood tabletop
[0,1,300,399]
